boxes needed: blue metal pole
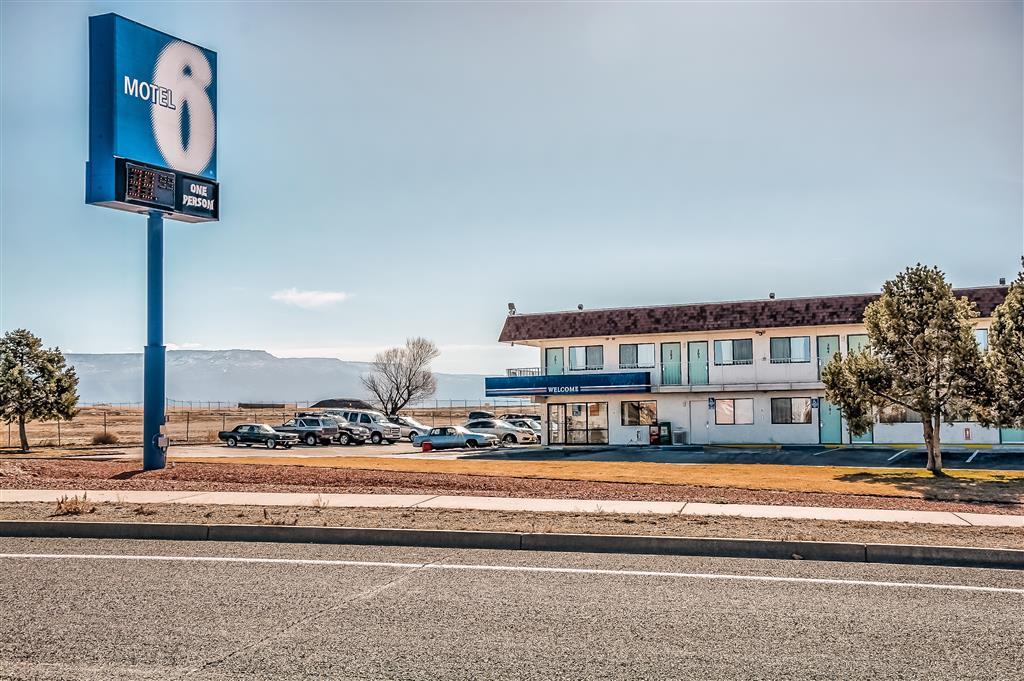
[143,210,166,470]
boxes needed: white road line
[966,452,979,464]
[887,449,910,462]
[2,553,1021,595]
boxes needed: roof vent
[769,292,776,300]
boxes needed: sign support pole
[143,210,167,470]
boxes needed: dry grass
[172,456,1024,504]
[52,494,95,516]
[8,405,538,449]
[91,432,120,445]
[3,501,1021,549]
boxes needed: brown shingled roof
[498,286,1008,343]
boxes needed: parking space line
[3,553,1022,594]
[887,449,909,462]
[966,452,978,464]
[813,448,846,456]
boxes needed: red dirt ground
[2,459,1021,515]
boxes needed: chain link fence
[9,398,538,449]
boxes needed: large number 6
[151,41,215,175]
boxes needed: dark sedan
[218,424,298,450]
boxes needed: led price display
[124,163,175,208]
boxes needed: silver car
[412,426,499,450]
[389,415,431,442]
[464,419,539,445]
[506,418,543,436]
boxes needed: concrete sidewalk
[2,489,1022,528]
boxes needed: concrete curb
[2,520,1022,570]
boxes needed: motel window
[769,336,811,364]
[714,399,754,425]
[879,405,923,424]
[771,397,812,424]
[569,345,603,371]
[621,401,658,426]
[847,334,870,354]
[714,339,754,366]
[619,343,655,369]
[975,328,989,352]
[565,402,609,444]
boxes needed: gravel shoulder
[2,501,1022,549]
[3,460,1022,515]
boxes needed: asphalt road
[1,538,1022,680]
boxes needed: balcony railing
[506,367,544,377]
[500,360,823,389]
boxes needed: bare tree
[360,338,440,415]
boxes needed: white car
[506,418,543,436]
[464,419,539,445]
[389,415,431,442]
[412,426,499,450]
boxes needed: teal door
[816,335,839,380]
[661,342,682,385]
[851,426,873,444]
[545,347,564,375]
[687,341,709,385]
[819,399,842,444]
[1001,428,1024,444]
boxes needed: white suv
[331,409,402,444]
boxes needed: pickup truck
[275,417,340,446]
[218,424,299,450]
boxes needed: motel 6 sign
[86,14,219,222]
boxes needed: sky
[1,0,1022,375]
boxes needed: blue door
[816,335,839,380]
[851,425,873,444]
[819,399,842,444]
[661,342,682,385]
[1001,428,1024,444]
[545,347,564,375]
[688,341,709,385]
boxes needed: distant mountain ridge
[65,350,488,404]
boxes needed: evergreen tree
[0,329,79,452]
[822,265,985,473]
[981,262,1024,429]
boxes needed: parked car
[464,419,540,445]
[505,418,543,435]
[466,410,496,421]
[389,415,431,442]
[412,426,499,450]
[499,413,540,422]
[298,412,370,445]
[275,416,339,446]
[332,409,402,444]
[218,424,298,450]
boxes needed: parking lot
[482,444,1024,471]
[154,441,1024,471]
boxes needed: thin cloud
[271,288,352,309]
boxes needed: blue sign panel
[87,14,218,222]
[485,372,652,397]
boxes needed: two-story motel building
[485,285,1023,447]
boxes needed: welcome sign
[86,14,219,222]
